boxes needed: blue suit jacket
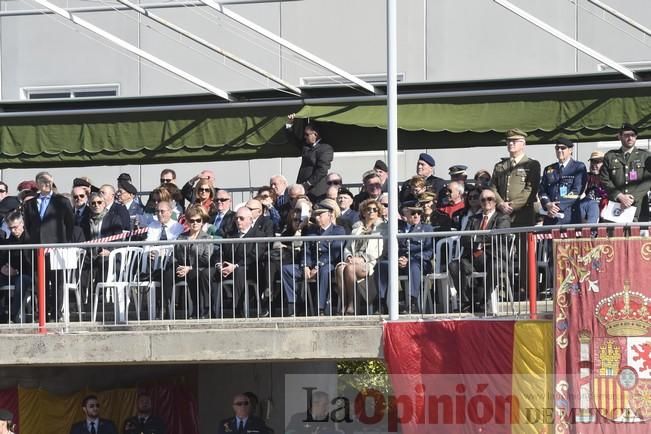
[303,224,346,267]
[397,221,433,262]
[539,158,587,212]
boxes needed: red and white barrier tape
[45,227,149,253]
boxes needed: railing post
[37,247,47,334]
[527,232,537,319]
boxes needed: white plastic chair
[59,247,87,323]
[93,247,143,323]
[425,236,461,313]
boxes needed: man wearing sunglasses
[218,393,270,434]
[449,189,510,313]
[539,137,586,225]
[69,395,117,434]
[286,113,333,202]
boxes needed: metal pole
[588,0,651,37]
[37,248,46,334]
[527,233,537,319]
[493,0,638,81]
[31,0,234,101]
[115,0,302,95]
[387,0,399,321]
[197,0,379,94]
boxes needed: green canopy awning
[296,85,651,149]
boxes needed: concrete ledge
[0,320,384,366]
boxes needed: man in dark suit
[71,185,90,227]
[123,392,166,434]
[211,190,237,237]
[218,393,271,434]
[448,188,511,313]
[69,395,118,434]
[246,199,274,237]
[117,181,144,222]
[282,201,345,316]
[23,171,75,319]
[539,138,587,225]
[99,184,130,231]
[286,114,333,202]
[212,207,263,317]
[376,204,433,314]
[399,153,446,205]
[0,212,34,323]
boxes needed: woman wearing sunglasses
[335,198,387,315]
[192,179,218,222]
[162,205,213,319]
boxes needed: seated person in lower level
[161,206,212,319]
[448,188,510,313]
[376,204,433,314]
[0,212,34,323]
[281,200,345,316]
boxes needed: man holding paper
[600,123,651,222]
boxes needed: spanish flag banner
[383,320,553,434]
[0,382,198,434]
[555,236,651,433]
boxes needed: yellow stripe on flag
[512,321,553,434]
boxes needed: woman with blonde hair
[335,198,386,315]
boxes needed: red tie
[480,215,489,230]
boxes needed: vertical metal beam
[31,0,234,100]
[387,0,399,321]
[588,0,651,37]
[493,0,638,81]
[197,0,380,94]
[116,0,302,94]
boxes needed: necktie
[559,164,564,172]
[214,213,223,228]
[90,421,96,434]
[39,196,49,219]
[510,158,516,169]
[624,152,631,164]
[238,420,244,434]
[160,225,167,241]
[480,215,489,230]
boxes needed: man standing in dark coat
[286,113,334,202]
[218,393,271,434]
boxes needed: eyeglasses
[236,216,248,221]
[90,201,103,205]
[247,207,261,212]
[188,218,203,223]
[0,189,6,193]
[444,190,452,195]
[409,211,422,216]
[327,180,341,185]
[73,194,86,199]
[367,183,382,188]
[155,209,170,214]
[468,196,480,200]
[216,198,230,202]
[555,146,568,151]
[87,403,100,408]
[366,207,379,213]
[160,178,173,183]
[480,197,495,203]
[234,401,249,406]
[198,188,211,192]
[259,194,270,199]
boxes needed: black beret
[555,137,574,148]
[337,188,354,199]
[620,123,638,135]
[72,178,99,193]
[117,172,132,182]
[0,409,13,421]
[119,181,138,196]
[373,160,388,172]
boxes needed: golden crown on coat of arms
[594,281,651,337]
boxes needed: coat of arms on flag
[555,238,651,433]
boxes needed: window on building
[21,85,119,100]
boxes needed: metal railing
[0,222,644,332]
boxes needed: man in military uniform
[399,153,446,204]
[490,129,541,227]
[600,123,651,222]
[539,138,587,225]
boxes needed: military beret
[589,151,605,161]
[620,123,638,135]
[362,170,379,182]
[418,153,435,167]
[72,178,100,193]
[313,201,335,213]
[374,160,388,172]
[117,172,132,182]
[17,180,37,192]
[337,188,354,200]
[118,181,138,196]
[555,137,574,148]
[448,165,468,176]
[418,192,437,203]
[505,128,528,139]
[0,409,13,421]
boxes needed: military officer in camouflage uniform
[490,129,541,227]
[600,123,651,222]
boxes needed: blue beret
[418,153,435,167]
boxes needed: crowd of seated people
[0,123,647,320]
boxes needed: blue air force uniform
[539,158,587,224]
